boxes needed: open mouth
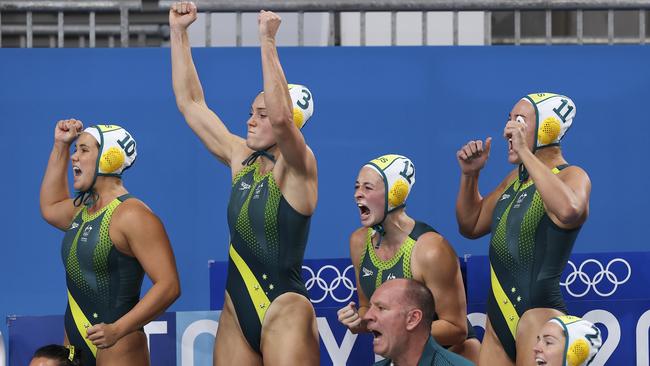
[73,166,82,177]
[535,357,547,365]
[371,330,383,344]
[358,203,370,219]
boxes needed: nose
[247,115,257,128]
[532,339,542,354]
[71,149,79,162]
[362,306,375,322]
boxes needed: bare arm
[170,1,245,166]
[414,234,467,347]
[456,137,516,238]
[258,11,311,174]
[505,120,591,228]
[519,150,590,228]
[337,228,370,334]
[87,201,180,348]
[40,119,83,230]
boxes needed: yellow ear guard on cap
[549,316,602,366]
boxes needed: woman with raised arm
[456,93,590,366]
[170,2,319,365]
[40,120,180,366]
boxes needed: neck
[88,176,128,211]
[391,332,429,366]
[378,210,414,248]
[257,145,279,173]
[533,145,566,167]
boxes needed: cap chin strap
[73,162,101,207]
[371,204,405,249]
[73,189,99,207]
[241,144,277,166]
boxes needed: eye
[260,114,268,118]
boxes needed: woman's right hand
[169,1,198,31]
[457,137,491,176]
[337,301,362,332]
[54,119,83,145]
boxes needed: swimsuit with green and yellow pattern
[358,221,436,299]
[61,194,144,366]
[487,165,581,362]
[226,162,311,354]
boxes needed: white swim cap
[288,84,314,129]
[521,93,576,150]
[83,124,137,176]
[365,154,415,215]
[549,316,602,366]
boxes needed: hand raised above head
[169,1,198,31]
[258,10,282,40]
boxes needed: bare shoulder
[111,197,160,230]
[413,231,458,266]
[499,168,518,190]
[558,164,590,181]
[349,227,368,261]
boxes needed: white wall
[186,11,485,47]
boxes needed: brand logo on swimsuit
[69,222,79,230]
[560,258,631,298]
[302,264,356,304]
[253,182,264,199]
[513,192,528,208]
[80,225,93,242]
[500,193,511,201]
[362,267,373,277]
[239,181,251,191]
[386,273,396,280]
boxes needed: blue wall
[1,46,649,354]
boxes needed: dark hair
[32,344,83,366]
[403,279,436,329]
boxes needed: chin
[360,216,379,228]
[507,153,521,165]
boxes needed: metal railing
[159,1,650,46]
[1,0,649,47]
[0,0,142,47]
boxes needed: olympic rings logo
[560,258,631,298]
[302,264,356,304]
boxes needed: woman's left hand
[503,117,529,155]
[86,322,120,349]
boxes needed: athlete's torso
[358,221,437,299]
[489,165,580,311]
[227,162,311,299]
[61,194,144,365]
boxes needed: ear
[405,309,423,331]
